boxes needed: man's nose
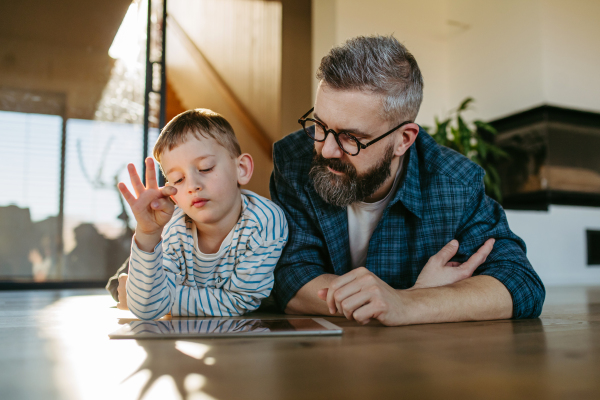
[320,132,343,159]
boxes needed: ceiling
[0,0,132,51]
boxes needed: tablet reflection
[126,318,300,336]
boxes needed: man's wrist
[394,288,423,325]
[134,231,162,252]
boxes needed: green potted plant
[423,98,508,202]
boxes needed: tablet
[109,318,343,339]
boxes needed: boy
[117,109,288,320]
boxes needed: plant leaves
[488,146,509,159]
[432,98,506,202]
[474,120,497,135]
[458,97,474,112]
[487,165,501,184]
[478,140,488,159]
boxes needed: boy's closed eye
[169,167,214,185]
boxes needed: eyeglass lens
[303,120,359,155]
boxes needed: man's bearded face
[309,143,395,207]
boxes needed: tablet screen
[109,318,342,339]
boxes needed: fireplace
[491,106,600,210]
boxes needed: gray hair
[316,35,424,123]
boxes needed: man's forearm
[285,274,338,315]
[401,275,513,325]
[285,273,513,325]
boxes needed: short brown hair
[153,109,242,163]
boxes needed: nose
[320,131,343,159]
[186,173,202,193]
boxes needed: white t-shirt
[347,163,403,269]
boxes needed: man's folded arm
[454,174,545,319]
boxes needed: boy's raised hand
[118,158,177,251]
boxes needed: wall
[313,0,600,125]
[506,206,600,286]
[168,0,282,142]
[446,0,545,121]
[541,0,600,113]
[281,0,313,136]
[312,0,450,127]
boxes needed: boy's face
[160,134,249,226]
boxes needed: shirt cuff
[131,235,162,255]
[477,262,545,319]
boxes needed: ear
[394,123,420,157]
[237,153,254,186]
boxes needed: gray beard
[309,144,395,207]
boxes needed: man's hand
[117,158,177,252]
[318,267,405,325]
[317,239,496,325]
[116,273,129,310]
[412,238,495,290]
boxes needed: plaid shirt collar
[390,143,423,219]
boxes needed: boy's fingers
[150,197,174,212]
[127,163,146,197]
[145,158,158,190]
[117,182,136,206]
[159,186,177,197]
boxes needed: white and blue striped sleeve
[173,217,289,317]
[126,235,180,321]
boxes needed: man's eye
[343,132,365,143]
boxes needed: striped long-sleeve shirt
[126,190,288,320]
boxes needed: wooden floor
[1,286,599,400]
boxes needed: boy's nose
[186,175,203,193]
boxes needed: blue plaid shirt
[269,127,545,319]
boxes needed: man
[269,35,545,326]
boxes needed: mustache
[309,144,396,207]
[311,152,357,177]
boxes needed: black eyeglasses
[298,107,412,156]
